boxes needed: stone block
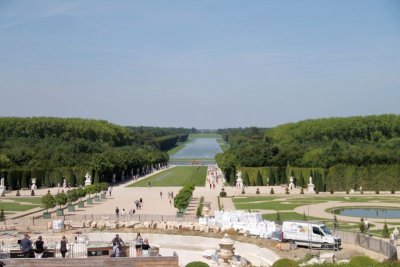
[90,221,97,228]
[71,221,85,228]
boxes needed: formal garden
[127,166,207,187]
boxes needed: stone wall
[1,256,179,267]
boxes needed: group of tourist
[110,233,151,257]
[19,234,68,258]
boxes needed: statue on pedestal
[235,171,243,189]
[289,176,295,190]
[0,177,6,196]
[85,173,92,186]
[307,176,315,193]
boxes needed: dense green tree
[41,192,56,212]
[269,170,276,186]
[54,192,68,209]
[242,172,250,186]
[256,170,263,186]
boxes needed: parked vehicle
[282,221,341,249]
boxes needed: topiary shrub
[391,188,395,194]
[330,189,334,194]
[185,261,210,267]
[349,256,379,267]
[241,188,245,194]
[382,221,390,238]
[375,189,380,194]
[359,218,366,233]
[300,188,304,194]
[219,188,227,197]
[346,189,349,194]
[256,188,260,194]
[315,189,319,194]
[285,187,289,194]
[270,188,274,194]
[272,258,299,267]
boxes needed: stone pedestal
[308,183,315,193]
[0,185,5,196]
[218,233,235,266]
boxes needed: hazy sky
[0,1,399,129]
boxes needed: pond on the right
[333,207,400,219]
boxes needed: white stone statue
[308,176,315,193]
[112,174,116,184]
[236,171,242,180]
[0,178,5,195]
[85,172,92,186]
[236,171,243,189]
[63,178,67,188]
[289,176,295,190]
[31,178,37,190]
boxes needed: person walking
[115,207,120,217]
[108,185,113,196]
[34,236,44,258]
[135,233,143,257]
[20,233,32,258]
[60,236,68,258]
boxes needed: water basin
[333,207,400,219]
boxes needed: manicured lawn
[262,212,325,222]
[217,139,230,152]
[232,196,277,203]
[128,166,207,187]
[234,200,302,211]
[12,197,43,205]
[0,201,40,212]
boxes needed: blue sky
[0,0,399,129]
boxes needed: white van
[282,221,341,249]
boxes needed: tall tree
[242,172,250,186]
[269,170,276,186]
[256,170,263,186]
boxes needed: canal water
[170,138,222,159]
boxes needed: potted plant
[67,189,78,212]
[85,184,96,204]
[93,183,102,201]
[54,191,68,216]
[76,187,86,208]
[41,192,55,219]
[100,182,108,199]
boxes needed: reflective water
[334,207,400,219]
[170,138,222,159]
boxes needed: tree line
[216,114,400,190]
[0,117,191,189]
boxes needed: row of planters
[174,184,195,217]
[41,182,109,218]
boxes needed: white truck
[282,221,341,249]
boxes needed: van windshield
[321,225,332,235]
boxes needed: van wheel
[321,243,329,249]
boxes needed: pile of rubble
[47,219,225,234]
